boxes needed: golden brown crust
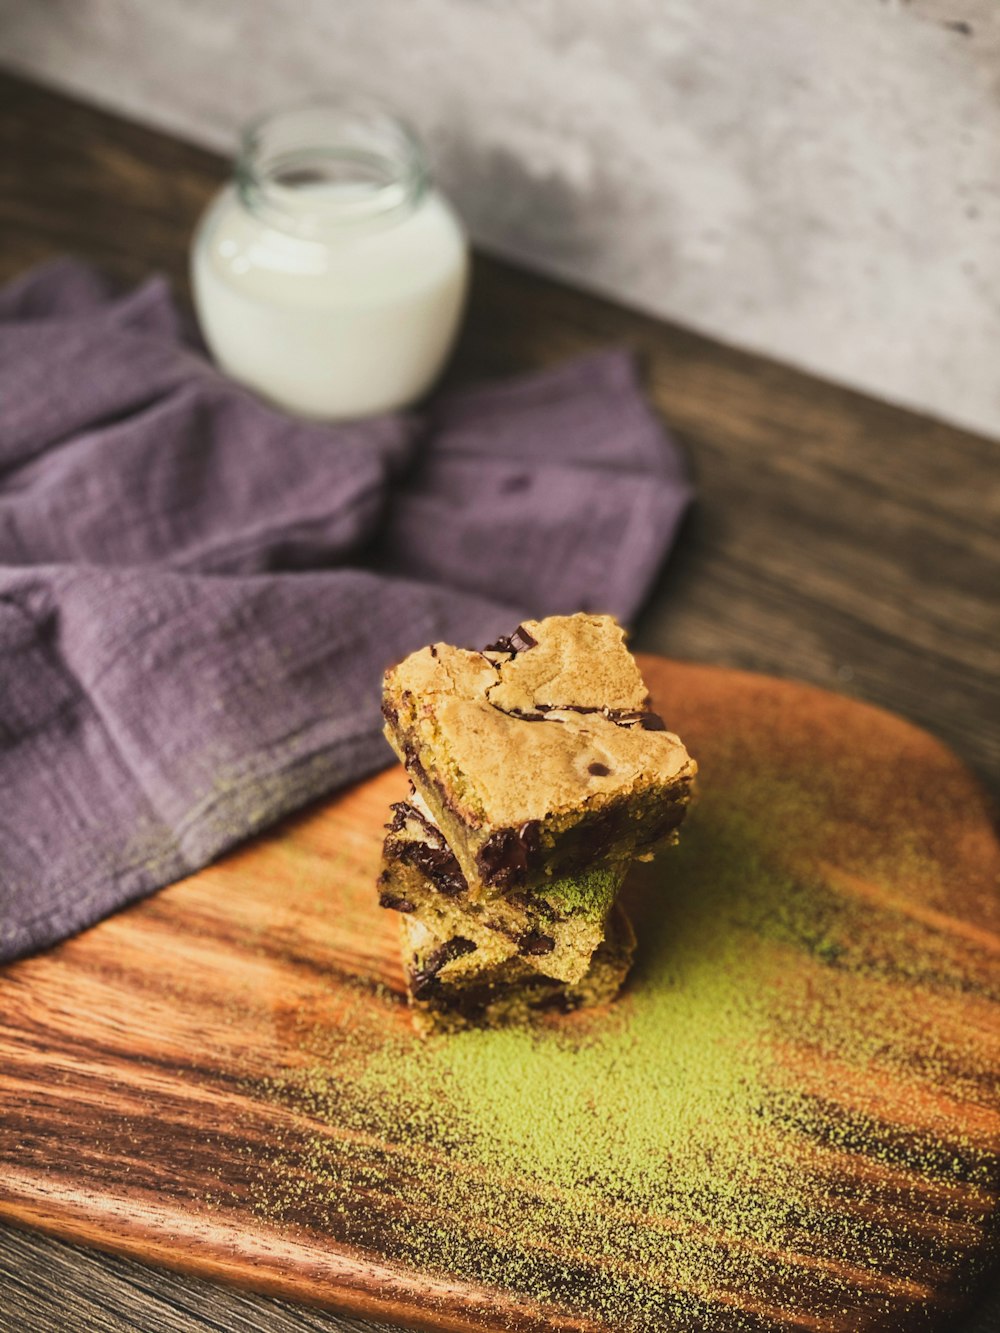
[383,614,696,836]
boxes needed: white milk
[190,103,468,420]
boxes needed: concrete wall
[2,0,999,438]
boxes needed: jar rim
[235,95,429,238]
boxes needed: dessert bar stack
[377,613,697,1033]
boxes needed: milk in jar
[191,99,468,420]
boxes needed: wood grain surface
[1,658,997,1333]
[1,70,999,1333]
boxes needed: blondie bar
[378,788,627,984]
[382,614,695,897]
[401,904,637,1035]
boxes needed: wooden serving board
[1,659,998,1333]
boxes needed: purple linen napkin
[0,258,693,963]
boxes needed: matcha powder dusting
[241,698,1000,1333]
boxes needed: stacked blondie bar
[377,613,696,1033]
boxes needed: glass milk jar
[191,99,468,419]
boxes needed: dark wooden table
[1,71,997,1333]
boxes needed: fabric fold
[0,259,693,962]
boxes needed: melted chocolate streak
[502,703,668,731]
[385,845,468,902]
[384,802,470,900]
[386,799,439,844]
[380,698,398,723]
[409,936,477,1000]
[476,821,541,890]
[479,630,667,731]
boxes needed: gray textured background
[2,0,999,439]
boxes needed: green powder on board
[541,858,627,918]
[238,764,996,1331]
[243,794,819,1327]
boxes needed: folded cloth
[0,258,693,963]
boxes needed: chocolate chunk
[398,842,468,898]
[639,711,668,731]
[409,936,477,1000]
[388,799,440,843]
[378,891,415,913]
[482,623,538,656]
[520,820,541,847]
[476,820,541,888]
[435,936,477,966]
[403,746,431,791]
[518,930,556,956]
[381,700,399,727]
[429,644,439,658]
[385,802,411,834]
[384,798,468,896]
[588,761,611,776]
[408,970,440,1002]
[502,889,568,924]
[509,624,538,652]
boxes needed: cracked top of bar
[382,613,696,892]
